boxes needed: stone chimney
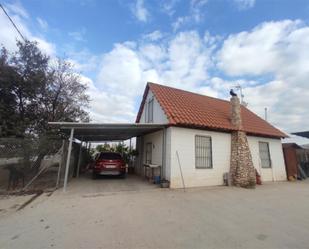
[229,95,256,188]
[230,96,242,129]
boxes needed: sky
[1,0,309,144]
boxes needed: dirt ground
[0,179,309,249]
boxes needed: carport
[48,122,166,191]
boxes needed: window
[195,135,212,168]
[99,152,122,160]
[147,98,154,123]
[146,142,152,164]
[259,142,271,168]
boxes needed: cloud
[80,75,136,123]
[217,19,309,135]
[217,20,303,76]
[97,43,143,97]
[0,2,55,56]
[5,2,29,19]
[160,0,179,16]
[190,0,208,21]
[172,16,191,31]
[171,0,208,31]
[233,0,255,10]
[68,28,87,42]
[37,17,48,31]
[65,49,100,74]
[91,30,215,122]
[142,30,163,41]
[132,0,149,22]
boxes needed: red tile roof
[136,82,287,138]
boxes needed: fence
[0,135,91,193]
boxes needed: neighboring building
[135,82,287,188]
[282,143,309,180]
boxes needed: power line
[0,3,26,42]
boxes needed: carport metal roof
[48,122,166,141]
[292,131,309,139]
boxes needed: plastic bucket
[154,175,161,184]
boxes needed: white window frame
[195,135,213,169]
[259,141,271,168]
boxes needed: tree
[96,143,112,152]
[10,40,49,136]
[0,40,90,172]
[37,58,90,133]
[0,40,90,137]
[0,47,18,136]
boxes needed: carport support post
[76,139,83,178]
[63,128,74,192]
[56,139,65,188]
[129,138,132,166]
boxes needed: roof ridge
[147,81,231,104]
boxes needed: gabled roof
[136,82,287,138]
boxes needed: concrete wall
[168,127,231,188]
[139,90,168,124]
[164,128,172,181]
[247,136,286,182]
[136,89,168,179]
[142,130,164,165]
[138,130,165,178]
[167,126,286,188]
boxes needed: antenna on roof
[235,83,248,107]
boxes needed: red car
[92,152,126,179]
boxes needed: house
[135,82,287,188]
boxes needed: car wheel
[120,173,126,179]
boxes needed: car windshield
[98,152,122,160]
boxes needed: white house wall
[247,136,286,182]
[164,128,172,181]
[168,126,286,188]
[140,90,168,124]
[141,130,165,178]
[169,127,231,188]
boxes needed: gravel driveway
[0,180,309,249]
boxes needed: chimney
[229,93,256,188]
[230,95,242,130]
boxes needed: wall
[169,127,231,188]
[165,128,172,181]
[168,127,286,188]
[139,90,168,124]
[139,130,165,178]
[247,136,286,182]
